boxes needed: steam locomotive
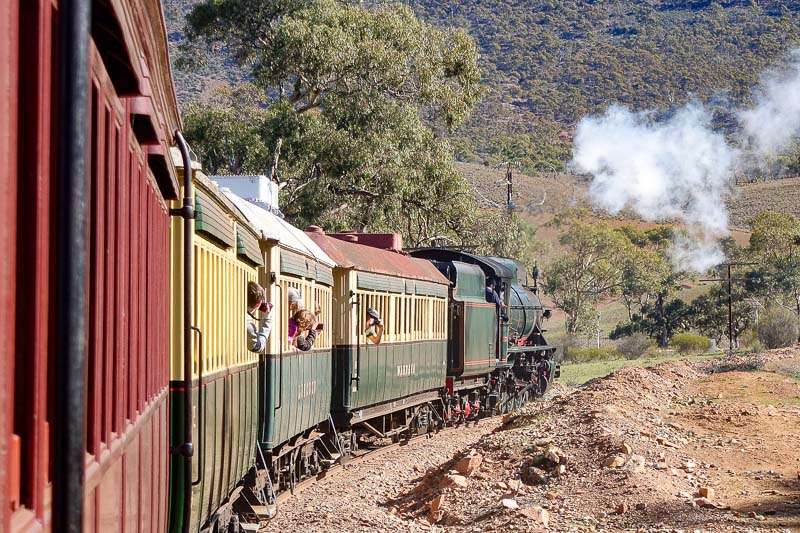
[0,1,557,531]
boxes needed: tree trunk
[655,293,668,348]
[268,137,283,182]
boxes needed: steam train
[0,0,557,532]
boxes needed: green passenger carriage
[306,228,451,445]
[221,190,338,496]
[168,161,263,533]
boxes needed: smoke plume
[740,49,800,157]
[571,49,800,272]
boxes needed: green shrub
[669,333,712,354]
[739,328,762,353]
[616,333,653,360]
[563,346,621,363]
[757,308,799,349]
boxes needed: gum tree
[181,0,483,242]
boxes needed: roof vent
[328,232,403,251]
[305,225,325,234]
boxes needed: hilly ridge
[164,0,800,171]
[403,0,800,169]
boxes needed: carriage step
[252,504,277,519]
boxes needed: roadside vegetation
[544,211,800,362]
[558,352,720,387]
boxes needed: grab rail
[190,326,204,486]
[351,291,361,388]
[275,282,284,409]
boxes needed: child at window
[289,308,322,351]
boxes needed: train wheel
[537,373,550,397]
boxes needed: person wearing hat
[364,307,384,345]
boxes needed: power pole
[727,263,732,354]
[506,162,513,212]
[700,261,757,356]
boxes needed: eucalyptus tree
[181,0,482,241]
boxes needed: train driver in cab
[486,279,508,321]
[247,281,274,353]
[364,307,385,345]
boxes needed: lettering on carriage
[297,380,317,400]
[396,364,416,377]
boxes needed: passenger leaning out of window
[246,281,273,353]
[364,307,384,345]
[289,308,323,351]
[287,287,303,314]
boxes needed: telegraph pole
[700,262,757,356]
[506,162,513,211]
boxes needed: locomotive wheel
[537,373,550,397]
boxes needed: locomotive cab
[410,249,559,409]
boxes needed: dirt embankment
[394,350,800,532]
[263,349,800,532]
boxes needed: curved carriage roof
[408,248,517,280]
[220,189,336,267]
[306,229,449,285]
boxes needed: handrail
[52,0,91,529]
[351,291,361,388]
[275,282,284,409]
[190,326,204,486]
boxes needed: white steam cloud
[573,104,735,271]
[740,49,800,156]
[571,50,800,272]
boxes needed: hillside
[164,0,800,171]
[407,0,800,169]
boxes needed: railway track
[235,427,468,529]
[274,424,467,507]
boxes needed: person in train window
[287,287,304,313]
[485,279,508,321]
[364,307,384,345]
[247,281,274,353]
[290,309,322,351]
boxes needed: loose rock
[694,497,719,509]
[455,454,483,477]
[519,506,550,527]
[501,498,519,510]
[697,486,715,499]
[508,479,524,493]
[443,474,468,488]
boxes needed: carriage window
[280,275,332,351]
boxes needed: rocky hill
[406,0,800,170]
